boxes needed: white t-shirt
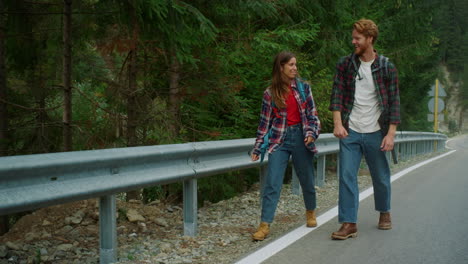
[349,58,382,133]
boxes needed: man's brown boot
[378,212,392,230]
[252,222,270,241]
[331,223,357,240]
[306,210,317,227]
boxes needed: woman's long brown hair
[271,51,295,108]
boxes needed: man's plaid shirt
[329,52,400,132]
[252,80,321,156]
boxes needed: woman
[251,51,321,241]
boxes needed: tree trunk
[168,52,181,137]
[167,2,181,138]
[125,4,140,201]
[62,0,72,151]
[0,0,9,236]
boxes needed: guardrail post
[100,195,117,264]
[183,179,197,236]
[316,155,326,187]
[405,142,407,158]
[291,165,301,195]
[394,143,399,162]
[399,143,404,161]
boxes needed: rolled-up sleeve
[252,90,273,155]
[329,58,347,112]
[387,62,400,125]
[304,84,320,140]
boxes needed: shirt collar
[290,79,297,88]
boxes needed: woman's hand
[304,136,314,145]
[251,153,259,161]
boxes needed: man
[329,18,400,240]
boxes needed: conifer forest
[1,0,467,207]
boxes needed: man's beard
[354,42,369,56]
[354,46,364,55]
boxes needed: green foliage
[197,169,259,206]
[3,0,467,203]
[35,248,41,263]
[117,207,128,222]
[448,119,459,134]
[142,185,165,204]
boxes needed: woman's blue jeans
[261,124,316,223]
[338,128,391,223]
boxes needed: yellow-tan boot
[252,222,270,241]
[306,210,317,227]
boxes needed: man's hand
[381,124,397,151]
[380,134,395,151]
[333,125,348,138]
[304,136,315,145]
[332,111,348,138]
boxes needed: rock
[154,218,168,227]
[81,218,94,226]
[156,252,168,258]
[41,231,52,238]
[5,242,20,251]
[58,225,74,234]
[40,248,48,256]
[90,211,99,220]
[148,200,160,206]
[25,232,39,242]
[159,243,172,253]
[126,209,145,222]
[65,211,84,225]
[56,244,73,252]
[178,247,191,254]
[42,220,52,226]
[86,225,98,233]
[138,222,147,233]
[7,256,18,263]
[0,245,7,258]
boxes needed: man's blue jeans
[261,124,316,223]
[338,128,391,223]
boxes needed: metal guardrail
[0,132,447,263]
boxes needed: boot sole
[252,233,269,241]
[306,223,317,228]
[378,225,392,230]
[331,232,357,240]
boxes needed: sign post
[434,79,439,133]
[427,79,447,151]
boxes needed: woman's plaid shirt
[329,53,400,132]
[252,80,321,156]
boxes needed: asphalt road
[262,135,468,264]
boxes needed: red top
[286,85,301,126]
